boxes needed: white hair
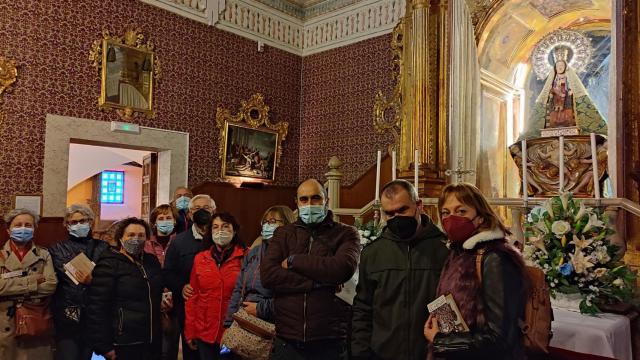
[4,208,39,228]
[64,204,95,225]
[188,194,216,210]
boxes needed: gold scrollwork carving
[373,19,405,153]
[0,56,18,104]
[216,94,289,182]
[89,29,161,119]
[466,0,506,42]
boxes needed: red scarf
[9,240,33,262]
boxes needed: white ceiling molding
[142,0,405,55]
[140,0,226,25]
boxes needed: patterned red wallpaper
[0,0,301,214]
[299,35,396,185]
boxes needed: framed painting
[222,123,279,181]
[216,94,289,183]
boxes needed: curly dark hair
[114,217,151,245]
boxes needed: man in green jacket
[351,180,449,360]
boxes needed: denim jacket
[224,243,273,326]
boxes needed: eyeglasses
[263,218,284,225]
[68,218,90,226]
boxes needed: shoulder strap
[475,248,486,283]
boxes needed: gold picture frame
[90,29,160,119]
[216,94,288,183]
[0,56,18,104]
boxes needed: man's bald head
[296,179,328,206]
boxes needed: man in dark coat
[163,194,216,360]
[351,180,449,360]
[261,179,361,360]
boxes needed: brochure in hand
[427,294,470,334]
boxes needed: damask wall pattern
[299,35,395,185]
[0,0,301,214]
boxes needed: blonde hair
[438,183,510,235]
[261,206,295,225]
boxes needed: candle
[391,150,397,181]
[414,149,419,190]
[559,136,564,193]
[590,133,601,199]
[375,150,382,201]
[522,139,528,202]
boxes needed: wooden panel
[191,181,296,246]
[340,155,393,209]
[141,153,158,223]
[0,217,67,248]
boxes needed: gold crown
[553,47,570,62]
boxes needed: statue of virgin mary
[520,46,607,140]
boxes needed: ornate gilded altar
[510,135,607,197]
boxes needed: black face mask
[386,213,419,240]
[193,209,212,226]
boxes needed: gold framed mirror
[0,56,18,104]
[216,94,289,183]
[90,29,160,118]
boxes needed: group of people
[0,178,528,360]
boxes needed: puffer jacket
[431,229,526,360]
[49,235,109,333]
[224,242,274,326]
[184,244,246,344]
[351,214,449,360]
[260,211,361,343]
[85,248,163,356]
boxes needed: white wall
[99,165,143,220]
[67,143,150,190]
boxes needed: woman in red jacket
[184,212,246,360]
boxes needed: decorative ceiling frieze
[142,0,405,55]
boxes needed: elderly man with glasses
[49,204,110,360]
[164,194,216,360]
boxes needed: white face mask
[213,230,233,247]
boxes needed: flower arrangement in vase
[354,219,384,247]
[523,193,636,314]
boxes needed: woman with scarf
[184,212,246,360]
[424,183,527,360]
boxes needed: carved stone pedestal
[509,135,607,197]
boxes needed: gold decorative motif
[467,0,505,41]
[216,94,289,182]
[373,19,404,153]
[0,56,18,104]
[89,29,161,120]
[509,135,607,197]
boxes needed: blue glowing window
[101,171,124,204]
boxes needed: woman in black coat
[85,217,163,360]
[50,204,109,360]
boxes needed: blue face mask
[176,196,191,211]
[10,227,34,243]
[298,205,327,225]
[68,223,91,238]
[261,223,278,240]
[156,221,175,235]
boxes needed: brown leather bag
[15,299,54,339]
[476,248,553,355]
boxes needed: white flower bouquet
[523,193,636,314]
[354,219,383,247]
